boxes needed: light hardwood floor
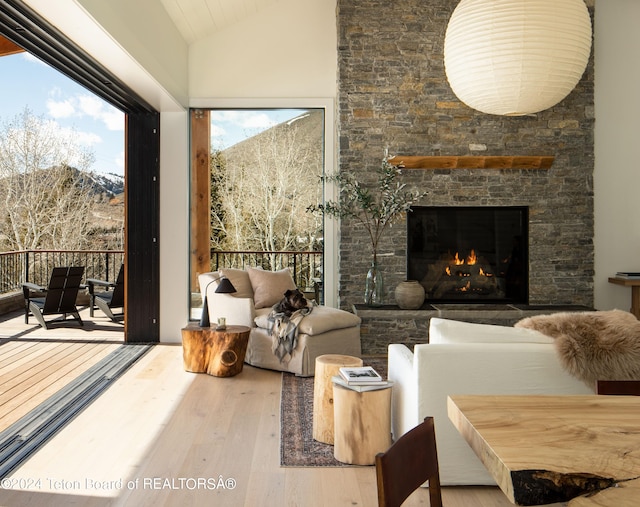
[0,342,521,507]
[0,308,124,432]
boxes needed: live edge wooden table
[447,394,640,507]
[181,324,251,377]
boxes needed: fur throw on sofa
[515,309,640,387]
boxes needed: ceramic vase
[395,280,425,309]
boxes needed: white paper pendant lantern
[444,0,592,116]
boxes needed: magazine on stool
[338,365,383,384]
[332,375,393,392]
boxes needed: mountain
[91,172,125,196]
[73,169,124,198]
[0,164,125,252]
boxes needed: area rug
[280,357,387,467]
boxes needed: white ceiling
[161,0,596,47]
[159,0,282,44]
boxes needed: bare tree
[0,108,96,251]
[211,111,324,270]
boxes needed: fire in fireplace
[407,206,528,303]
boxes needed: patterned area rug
[280,357,387,467]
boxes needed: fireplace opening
[407,206,528,303]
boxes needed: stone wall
[336,0,595,312]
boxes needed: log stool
[333,383,392,465]
[181,324,251,377]
[312,354,363,444]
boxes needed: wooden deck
[0,307,124,433]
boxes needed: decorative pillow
[429,317,554,345]
[247,267,296,309]
[218,268,254,299]
[254,305,361,335]
[515,309,640,386]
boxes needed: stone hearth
[354,304,593,355]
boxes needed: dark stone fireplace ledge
[351,303,594,355]
[353,303,593,319]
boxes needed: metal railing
[0,249,322,295]
[0,250,124,293]
[211,250,323,290]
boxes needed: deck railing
[210,250,323,290]
[0,250,125,293]
[0,249,323,296]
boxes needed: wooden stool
[312,354,363,444]
[181,324,251,377]
[333,383,392,465]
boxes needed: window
[190,107,327,317]
[0,4,160,342]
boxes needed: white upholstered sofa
[198,267,361,376]
[388,317,593,486]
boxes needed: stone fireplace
[408,206,528,304]
[336,0,595,353]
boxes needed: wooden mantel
[386,155,554,170]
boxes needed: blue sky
[0,52,125,176]
[210,109,308,152]
[1,52,306,176]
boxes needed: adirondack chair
[23,266,85,329]
[87,265,124,323]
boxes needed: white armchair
[198,267,361,376]
[388,318,593,486]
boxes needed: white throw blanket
[268,302,314,363]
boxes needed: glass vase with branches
[309,154,427,305]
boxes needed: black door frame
[0,0,160,342]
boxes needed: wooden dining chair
[375,416,443,507]
[596,380,640,395]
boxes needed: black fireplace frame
[407,206,529,304]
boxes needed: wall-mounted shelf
[386,156,554,170]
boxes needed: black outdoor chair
[23,266,85,330]
[87,264,124,323]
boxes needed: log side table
[181,323,251,377]
[312,354,363,444]
[332,383,392,465]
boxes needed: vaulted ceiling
[0,0,284,56]
[159,0,283,44]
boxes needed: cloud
[45,120,102,147]
[115,151,125,172]
[241,112,275,129]
[47,98,75,118]
[210,124,227,138]
[46,90,124,131]
[21,52,47,66]
[77,95,104,117]
[210,110,277,130]
[210,109,304,149]
[74,130,103,147]
[100,109,124,131]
